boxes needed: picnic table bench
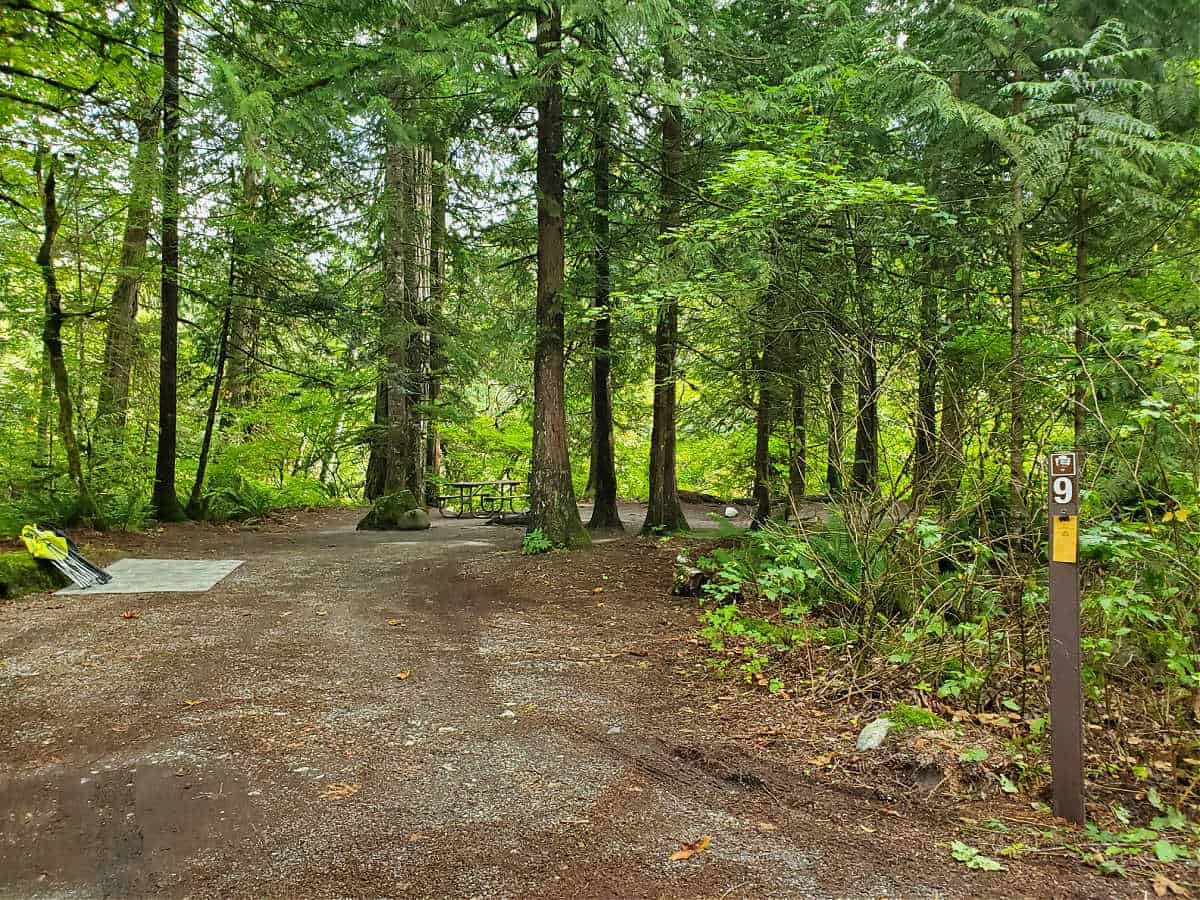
[436,480,528,519]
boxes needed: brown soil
[0,504,1139,898]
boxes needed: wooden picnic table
[437,480,527,519]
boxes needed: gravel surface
[0,505,1130,898]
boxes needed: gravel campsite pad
[0,507,1130,898]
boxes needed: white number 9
[1052,476,1074,505]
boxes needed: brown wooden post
[1048,450,1084,824]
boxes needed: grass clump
[0,552,68,600]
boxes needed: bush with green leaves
[521,527,555,556]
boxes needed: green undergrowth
[0,552,68,600]
[678,508,1200,848]
[0,470,348,539]
[521,527,556,555]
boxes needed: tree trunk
[913,249,938,496]
[186,241,235,518]
[643,34,688,533]
[364,380,389,500]
[223,163,263,420]
[851,236,878,494]
[403,143,432,502]
[528,3,587,547]
[1074,186,1088,447]
[827,347,845,497]
[37,150,100,524]
[321,409,345,487]
[788,377,806,515]
[98,108,159,443]
[36,345,51,468]
[152,0,186,522]
[1008,94,1027,543]
[587,34,622,531]
[425,139,447,504]
[933,354,967,507]
[372,130,413,497]
[752,345,773,527]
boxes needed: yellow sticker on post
[1052,515,1078,564]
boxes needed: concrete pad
[57,558,243,595]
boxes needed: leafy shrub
[522,527,554,555]
[204,473,277,521]
[95,489,152,532]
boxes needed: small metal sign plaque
[1051,453,1076,476]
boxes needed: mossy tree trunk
[643,32,688,534]
[788,377,806,514]
[98,106,159,444]
[587,30,622,532]
[152,0,187,522]
[36,149,100,526]
[529,2,588,548]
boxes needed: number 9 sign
[1052,476,1073,505]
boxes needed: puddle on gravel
[0,760,258,897]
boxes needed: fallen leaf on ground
[670,835,711,861]
[592,587,604,594]
[387,619,402,626]
[320,782,361,800]
[121,610,141,620]
[182,698,208,707]
[1154,873,1188,897]
[808,753,833,767]
[395,671,410,679]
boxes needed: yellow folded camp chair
[20,523,111,588]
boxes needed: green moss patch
[0,552,69,600]
[886,703,948,731]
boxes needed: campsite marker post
[1048,451,1085,825]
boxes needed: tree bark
[851,235,878,494]
[152,0,186,522]
[826,346,845,497]
[98,107,159,443]
[186,240,235,518]
[1008,92,1027,543]
[371,131,413,498]
[913,247,938,495]
[403,143,432,502]
[223,163,263,419]
[529,2,588,547]
[425,139,447,504]
[36,345,51,468]
[643,33,688,533]
[587,33,622,531]
[933,352,967,507]
[1073,185,1088,446]
[36,151,100,525]
[752,344,774,527]
[364,380,389,500]
[788,377,806,515]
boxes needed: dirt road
[0,506,1120,898]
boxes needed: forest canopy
[1,0,1198,547]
